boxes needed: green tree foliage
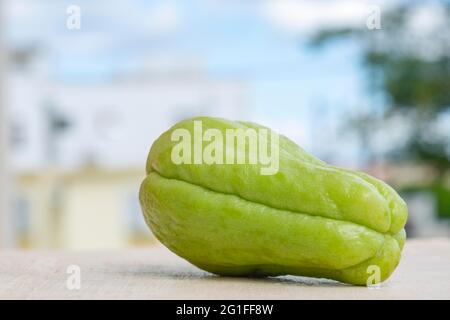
[311,3,450,172]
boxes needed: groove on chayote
[139,117,408,285]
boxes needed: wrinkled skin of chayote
[140,117,408,285]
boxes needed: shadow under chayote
[105,263,348,288]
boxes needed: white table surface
[0,238,449,300]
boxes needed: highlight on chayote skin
[139,117,408,286]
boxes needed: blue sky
[6,0,395,164]
[6,0,364,94]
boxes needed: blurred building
[15,167,144,249]
[9,53,248,170]
[8,51,248,249]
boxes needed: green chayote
[139,117,408,285]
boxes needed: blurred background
[0,0,449,250]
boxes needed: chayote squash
[139,117,408,285]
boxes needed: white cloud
[262,0,391,35]
[407,3,448,37]
[147,2,182,34]
[6,1,183,43]
[83,1,183,36]
[7,1,32,17]
[5,0,185,70]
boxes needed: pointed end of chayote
[329,230,406,285]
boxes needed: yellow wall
[15,167,154,249]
